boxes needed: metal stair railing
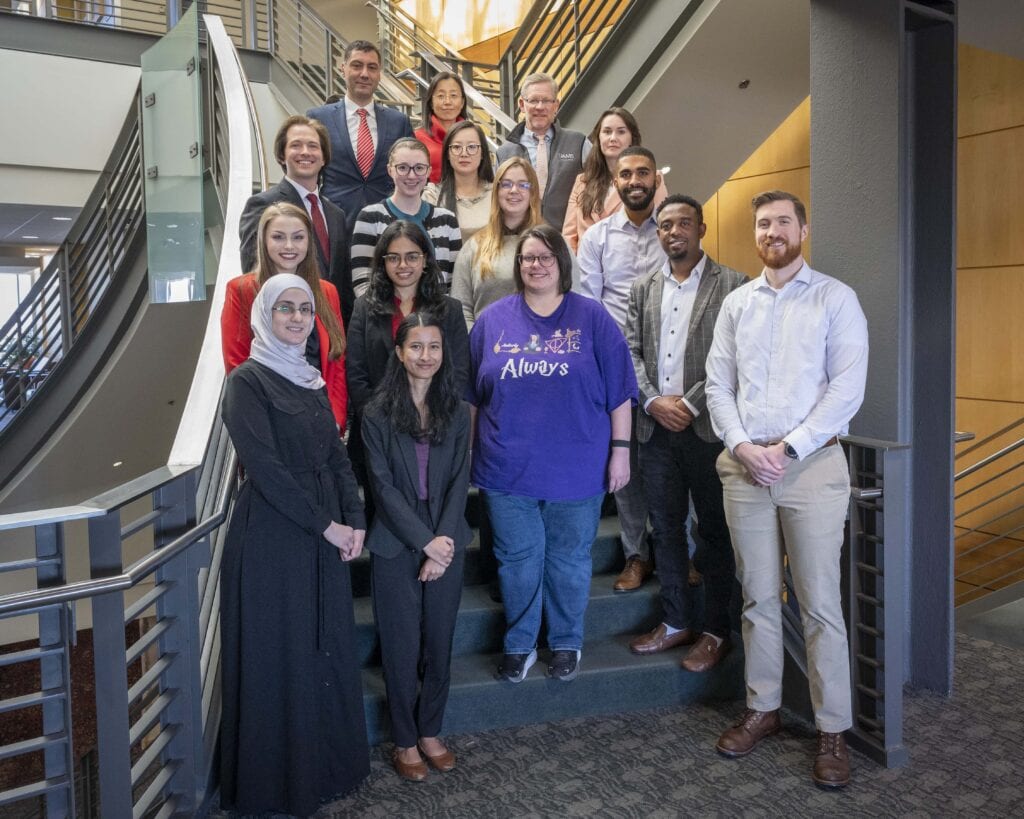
[0,89,144,442]
[266,0,418,117]
[953,418,1024,613]
[499,0,637,113]
[0,11,262,816]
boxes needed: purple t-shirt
[465,291,638,501]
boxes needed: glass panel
[141,3,205,303]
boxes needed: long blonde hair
[254,202,346,358]
[475,157,543,279]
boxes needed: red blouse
[414,115,464,184]
[221,273,349,433]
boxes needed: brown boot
[715,708,781,757]
[812,731,850,788]
[613,556,653,592]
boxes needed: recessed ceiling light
[52,216,72,222]
[22,235,39,239]
[112,461,123,468]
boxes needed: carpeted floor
[261,632,1020,818]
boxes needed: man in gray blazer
[624,194,748,672]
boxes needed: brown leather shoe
[614,556,653,592]
[392,748,428,782]
[812,731,850,788]
[715,708,781,757]
[681,634,732,672]
[629,623,697,655]
[418,741,456,772]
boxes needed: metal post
[58,246,73,355]
[266,0,276,54]
[88,510,133,818]
[152,472,207,812]
[36,522,76,818]
[324,27,334,99]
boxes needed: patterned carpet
[211,632,1023,818]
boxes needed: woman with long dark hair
[363,312,471,781]
[414,71,468,183]
[221,201,349,432]
[220,273,368,815]
[561,107,668,251]
[346,221,470,514]
[423,120,495,243]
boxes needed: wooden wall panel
[956,266,1024,402]
[957,127,1024,269]
[731,97,811,180]
[958,43,1024,138]
[715,168,811,277]
[701,191,720,261]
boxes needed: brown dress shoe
[687,559,703,587]
[392,748,428,782]
[715,708,781,757]
[681,634,732,672]
[812,731,850,788]
[419,741,456,772]
[629,623,697,655]
[614,556,653,592]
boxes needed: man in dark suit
[238,115,355,326]
[624,194,748,672]
[307,41,414,234]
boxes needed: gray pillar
[810,0,956,693]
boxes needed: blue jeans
[483,490,604,654]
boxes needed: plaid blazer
[626,256,748,443]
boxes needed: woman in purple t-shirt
[465,224,638,683]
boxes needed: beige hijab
[249,273,325,390]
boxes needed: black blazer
[238,179,355,327]
[345,295,470,417]
[362,403,472,558]
[308,101,414,233]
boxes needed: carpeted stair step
[360,634,745,745]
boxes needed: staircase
[349,494,744,745]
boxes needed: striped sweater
[350,200,462,295]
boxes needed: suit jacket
[308,100,414,233]
[362,403,472,558]
[238,178,355,328]
[221,273,349,432]
[626,256,748,443]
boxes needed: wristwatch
[783,442,798,459]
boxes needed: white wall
[0,49,140,207]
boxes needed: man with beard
[578,146,666,592]
[704,190,868,789]
[624,195,746,668]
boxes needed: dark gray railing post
[88,509,133,818]
[36,522,76,818]
[58,246,73,355]
[153,471,208,811]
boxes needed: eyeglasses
[499,180,532,192]
[433,92,463,102]
[391,163,430,176]
[517,253,557,268]
[383,252,425,266]
[272,303,314,317]
[449,142,481,156]
[523,98,556,107]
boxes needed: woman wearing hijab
[219,274,369,817]
[362,312,472,781]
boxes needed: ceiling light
[22,235,39,239]
[52,216,72,221]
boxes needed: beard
[757,237,802,269]
[620,185,656,213]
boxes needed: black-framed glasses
[383,252,425,266]
[499,180,532,192]
[271,303,315,317]
[517,253,557,268]
[449,143,482,156]
[391,162,430,176]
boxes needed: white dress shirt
[646,255,705,415]
[344,97,378,150]
[284,177,327,231]
[704,263,869,459]
[577,209,667,331]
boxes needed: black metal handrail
[0,89,144,439]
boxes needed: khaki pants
[717,444,853,732]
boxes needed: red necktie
[306,193,330,266]
[355,108,374,179]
